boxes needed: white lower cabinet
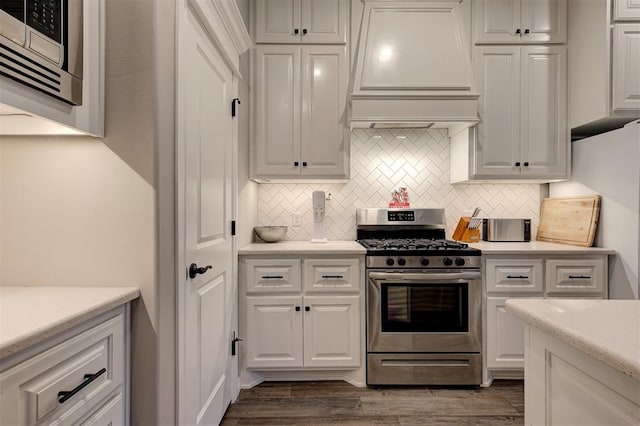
[484,255,608,382]
[241,255,364,384]
[0,307,129,426]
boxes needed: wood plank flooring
[221,380,524,425]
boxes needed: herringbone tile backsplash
[258,129,541,241]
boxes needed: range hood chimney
[350,1,479,135]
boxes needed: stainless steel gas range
[357,208,482,386]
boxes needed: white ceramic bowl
[254,226,288,243]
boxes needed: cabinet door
[79,392,125,425]
[475,0,521,43]
[303,296,360,368]
[474,46,522,177]
[520,0,567,43]
[486,296,533,370]
[253,45,301,178]
[613,24,640,111]
[300,45,348,178]
[245,296,303,368]
[255,0,301,43]
[614,0,640,20]
[300,0,347,43]
[520,46,568,178]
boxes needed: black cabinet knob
[515,162,521,167]
[524,29,530,35]
[294,161,299,167]
[305,306,310,312]
[294,28,299,35]
[523,162,529,167]
[302,28,307,35]
[302,161,307,167]
[295,306,301,311]
[515,28,521,35]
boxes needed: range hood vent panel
[351,1,479,133]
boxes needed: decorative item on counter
[389,186,410,208]
[452,207,481,242]
[254,226,288,243]
[310,190,328,243]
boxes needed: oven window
[381,283,468,332]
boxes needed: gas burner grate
[358,238,469,251]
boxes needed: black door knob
[189,263,212,279]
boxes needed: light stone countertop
[0,286,140,359]
[469,240,615,255]
[506,299,640,380]
[239,240,366,255]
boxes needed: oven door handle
[368,271,481,282]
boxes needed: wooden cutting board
[536,195,601,247]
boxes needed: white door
[253,45,301,178]
[178,6,235,425]
[303,296,360,368]
[255,0,301,43]
[300,45,347,178]
[520,0,567,43]
[300,0,348,43]
[474,46,521,177]
[474,0,521,43]
[520,45,567,178]
[486,297,528,370]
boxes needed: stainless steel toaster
[482,219,531,242]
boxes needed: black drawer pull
[321,275,344,279]
[58,368,107,404]
[569,275,592,279]
[262,275,284,279]
[507,275,529,279]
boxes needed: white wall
[550,122,640,299]
[257,129,543,240]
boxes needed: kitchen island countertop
[506,298,640,380]
[0,286,140,359]
[239,240,366,255]
[469,240,615,255]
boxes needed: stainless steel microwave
[0,0,83,105]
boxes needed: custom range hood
[350,1,479,135]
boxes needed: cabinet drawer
[485,259,544,294]
[545,258,606,295]
[245,259,302,293]
[0,313,125,426]
[303,258,360,293]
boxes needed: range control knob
[386,258,395,266]
[455,258,466,266]
[397,258,406,266]
[420,258,430,267]
[442,257,453,266]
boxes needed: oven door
[367,270,482,353]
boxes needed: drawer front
[303,258,360,293]
[546,258,606,295]
[79,391,125,425]
[245,259,302,293]
[0,313,125,426]
[485,259,544,294]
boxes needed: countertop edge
[238,241,367,255]
[0,287,140,359]
[505,300,640,381]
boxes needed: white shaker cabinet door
[475,0,521,43]
[255,0,301,43]
[245,296,304,368]
[520,45,568,178]
[520,0,567,43]
[614,0,640,20]
[253,45,301,178]
[300,0,348,43]
[486,296,530,370]
[613,24,640,111]
[303,296,360,368]
[474,46,521,177]
[300,45,348,178]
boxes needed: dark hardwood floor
[221,380,524,425]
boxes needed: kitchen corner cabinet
[0,306,129,425]
[483,255,608,381]
[452,45,568,182]
[251,44,349,181]
[474,0,567,44]
[240,256,362,371]
[612,23,640,111]
[254,0,348,44]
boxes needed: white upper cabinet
[614,0,640,20]
[465,45,568,180]
[474,0,567,44]
[612,24,640,111]
[252,44,348,180]
[255,0,348,44]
